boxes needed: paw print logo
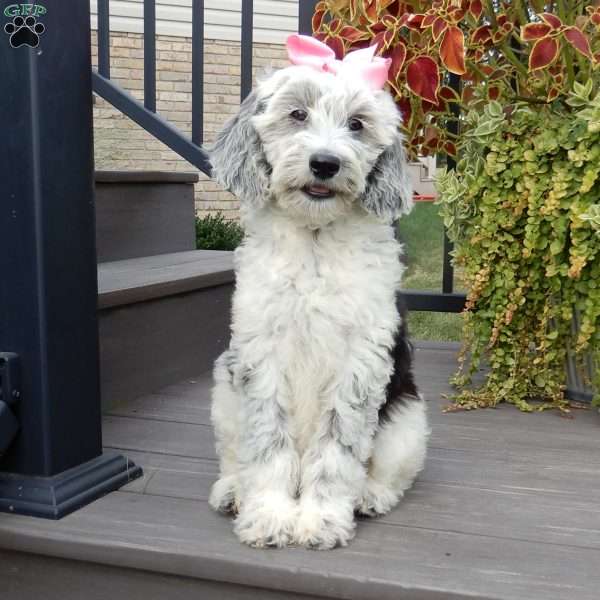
[4,16,45,48]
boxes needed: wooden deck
[2,342,600,600]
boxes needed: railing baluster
[240,0,253,101]
[98,0,111,78]
[192,0,204,145]
[442,73,461,295]
[299,0,318,35]
[144,0,156,112]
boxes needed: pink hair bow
[286,34,391,91]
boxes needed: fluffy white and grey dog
[208,36,429,550]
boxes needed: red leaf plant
[406,56,440,104]
[314,1,600,159]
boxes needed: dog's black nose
[309,153,340,180]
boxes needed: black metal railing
[93,0,211,173]
[93,0,258,174]
[92,0,464,313]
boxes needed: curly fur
[208,64,430,549]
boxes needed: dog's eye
[290,109,308,122]
[348,117,363,132]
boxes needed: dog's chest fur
[231,211,404,454]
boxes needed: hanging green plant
[437,90,600,411]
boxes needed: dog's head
[210,39,412,227]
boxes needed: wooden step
[1,343,599,599]
[97,250,234,411]
[95,171,198,263]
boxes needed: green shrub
[437,94,600,410]
[195,212,244,251]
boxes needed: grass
[397,202,464,342]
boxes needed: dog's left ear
[209,91,271,206]
[360,132,413,221]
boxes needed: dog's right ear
[209,91,271,206]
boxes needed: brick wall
[91,31,288,218]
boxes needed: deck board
[1,343,600,600]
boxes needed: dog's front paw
[294,499,355,550]
[356,479,400,518]
[234,493,297,548]
[209,475,240,514]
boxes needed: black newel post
[0,0,141,518]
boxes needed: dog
[207,35,429,550]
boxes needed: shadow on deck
[1,342,599,600]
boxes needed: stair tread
[98,250,234,308]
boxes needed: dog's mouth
[302,184,335,200]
